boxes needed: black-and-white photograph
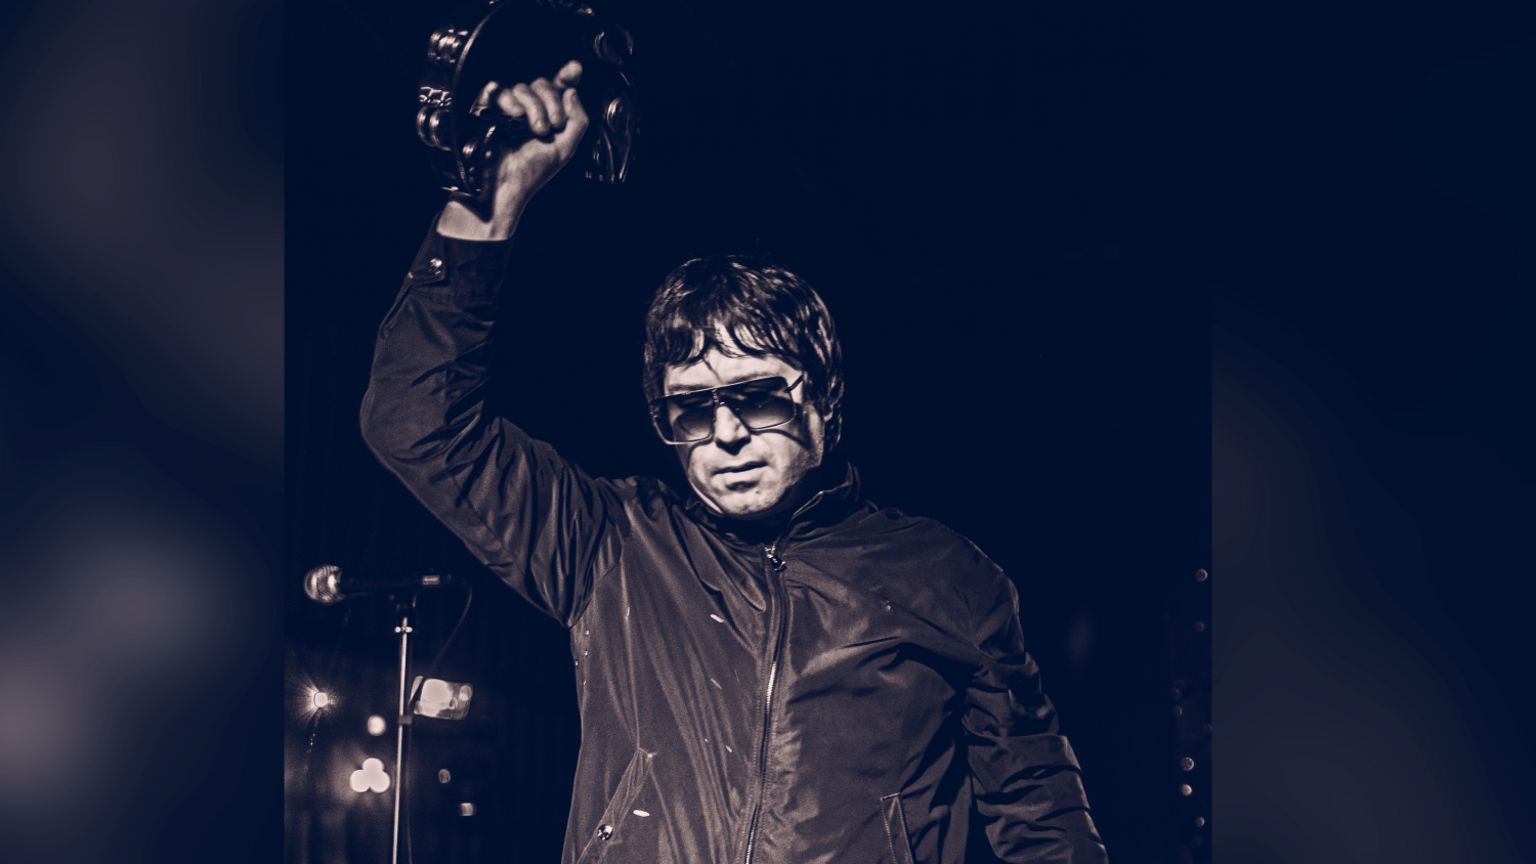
[6,1,1535,864]
[286,2,1207,863]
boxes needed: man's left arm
[963,571,1109,863]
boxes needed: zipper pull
[764,545,785,571]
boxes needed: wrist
[410,218,515,295]
[436,194,530,242]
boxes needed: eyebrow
[664,374,783,396]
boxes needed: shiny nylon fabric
[360,229,1109,864]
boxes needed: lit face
[662,341,826,520]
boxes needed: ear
[806,397,836,453]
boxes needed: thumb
[563,87,588,129]
[554,59,583,88]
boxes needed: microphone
[304,564,456,605]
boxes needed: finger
[531,78,566,130]
[508,82,548,134]
[471,80,499,115]
[489,85,526,120]
[554,59,583,88]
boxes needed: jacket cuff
[404,215,515,298]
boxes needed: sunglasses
[650,374,805,445]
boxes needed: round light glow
[349,770,369,793]
[366,714,387,736]
[310,689,332,710]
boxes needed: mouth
[714,460,767,476]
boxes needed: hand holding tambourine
[417,1,636,240]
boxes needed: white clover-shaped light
[349,757,391,794]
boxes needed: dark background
[0,0,1529,863]
[287,1,1207,862]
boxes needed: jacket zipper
[742,541,788,864]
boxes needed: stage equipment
[416,0,637,197]
[301,563,475,864]
[303,563,456,605]
[411,676,475,720]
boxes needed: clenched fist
[438,59,589,241]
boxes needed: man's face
[662,340,825,521]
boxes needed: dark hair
[643,255,845,449]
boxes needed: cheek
[682,451,710,486]
[774,429,824,480]
[801,413,827,466]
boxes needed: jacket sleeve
[358,225,629,628]
[963,572,1108,863]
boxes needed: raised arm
[360,61,627,627]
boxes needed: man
[361,60,1107,864]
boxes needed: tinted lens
[667,401,715,441]
[655,376,796,443]
[723,380,796,429]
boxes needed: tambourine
[416,0,637,197]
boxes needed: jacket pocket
[575,747,652,864]
[880,793,916,864]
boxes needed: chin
[713,496,777,520]
[704,485,788,520]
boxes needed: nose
[711,403,750,448]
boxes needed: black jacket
[360,229,1108,864]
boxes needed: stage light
[292,676,339,719]
[438,768,452,784]
[412,676,474,720]
[366,714,387,736]
[350,757,391,794]
[422,678,451,703]
[459,802,475,817]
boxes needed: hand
[437,60,589,241]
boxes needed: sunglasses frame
[649,374,806,445]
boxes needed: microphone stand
[390,594,417,864]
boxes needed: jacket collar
[684,458,865,546]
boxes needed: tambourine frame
[416,0,636,198]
